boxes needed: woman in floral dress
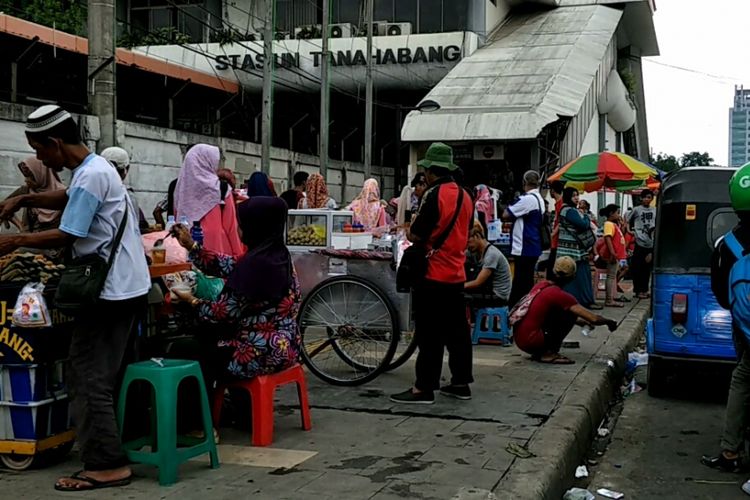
[172,196,301,379]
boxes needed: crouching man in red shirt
[513,256,619,364]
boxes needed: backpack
[724,231,750,341]
[509,282,554,327]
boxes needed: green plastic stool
[117,359,220,486]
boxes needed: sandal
[605,302,625,308]
[54,471,133,492]
[588,303,604,310]
[537,354,575,365]
[615,296,631,303]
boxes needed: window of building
[129,0,208,42]
[419,0,443,33]
[336,0,362,25]
[443,0,469,32]
[374,0,394,21]
[395,0,418,31]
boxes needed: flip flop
[605,302,625,308]
[54,471,133,492]
[538,354,575,365]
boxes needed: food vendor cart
[286,209,416,386]
[0,264,75,470]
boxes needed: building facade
[730,86,750,167]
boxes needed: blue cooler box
[0,362,66,402]
[0,395,70,440]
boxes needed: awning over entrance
[401,5,622,143]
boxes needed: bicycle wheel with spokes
[299,276,399,386]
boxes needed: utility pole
[261,0,274,174]
[363,0,374,178]
[319,0,330,178]
[88,0,116,149]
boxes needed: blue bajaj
[647,167,738,396]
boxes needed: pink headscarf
[474,184,495,222]
[349,178,384,230]
[174,144,222,224]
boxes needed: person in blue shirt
[0,105,149,492]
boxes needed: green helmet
[730,163,750,212]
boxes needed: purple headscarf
[174,144,222,224]
[226,197,292,303]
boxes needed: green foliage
[679,151,714,168]
[618,67,637,96]
[650,151,715,173]
[4,0,87,36]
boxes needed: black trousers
[510,256,539,307]
[68,296,145,471]
[545,248,558,280]
[413,280,473,392]
[631,244,653,295]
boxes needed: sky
[643,0,750,166]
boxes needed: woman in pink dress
[347,178,387,231]
[174,144,244,258]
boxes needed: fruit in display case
[287,224,327,246]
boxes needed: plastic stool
[117,359,219,486]
[212,364,312,447]
[471,307,511,346]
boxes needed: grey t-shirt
[629,205,656,248]
[481,245,512,301]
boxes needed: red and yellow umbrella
[548,152,658,193]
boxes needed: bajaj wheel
[0,453,36,470]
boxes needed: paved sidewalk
[0,301,646,500]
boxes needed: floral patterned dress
[189,244,302,379]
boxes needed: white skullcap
[25,105,72,133]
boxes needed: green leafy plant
[118,26,191,49]
[5,0,87,36]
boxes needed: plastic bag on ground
[12,282,51,328]
[563,488,595,500]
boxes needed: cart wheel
[386,330,418,372]
[299,276,399,386]
[1,453,36,471]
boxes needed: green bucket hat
[417,142,458,171]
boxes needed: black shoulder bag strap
[431,186,465,254]
[107,203,129,272]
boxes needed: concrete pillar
[88,0,117,149]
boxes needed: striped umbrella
[548,152,658,193]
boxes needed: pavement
[587,359,746,499]
[0,299,648,500]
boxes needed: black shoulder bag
[397,187,465,293]
[55,203,130,314]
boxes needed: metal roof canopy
[401,5,623,143]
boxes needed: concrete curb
[494,302,649,500]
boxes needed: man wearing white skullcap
[0,105,149,491]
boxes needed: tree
[649,152,680,173]
[680,151,714,168]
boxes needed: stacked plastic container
[0,361,70,440]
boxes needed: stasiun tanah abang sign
[215,44,462,71]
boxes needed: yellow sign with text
[0,299,74,362]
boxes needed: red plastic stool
[212,363,312,447]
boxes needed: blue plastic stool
[471,307,511,346]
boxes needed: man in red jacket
[390,143,475,404]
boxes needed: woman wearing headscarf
[347,178,387,231]
[5,157,65,232]
[557,187,600,309]
[396,172,427,226]
[174,144,244,257]
[246,171,277,198]
[171,197,301,380]
[299,173,337,209]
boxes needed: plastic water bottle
[165,215,176,232]
[581,325,593,337]
[179,216,189,227]
[190,221,204,246]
